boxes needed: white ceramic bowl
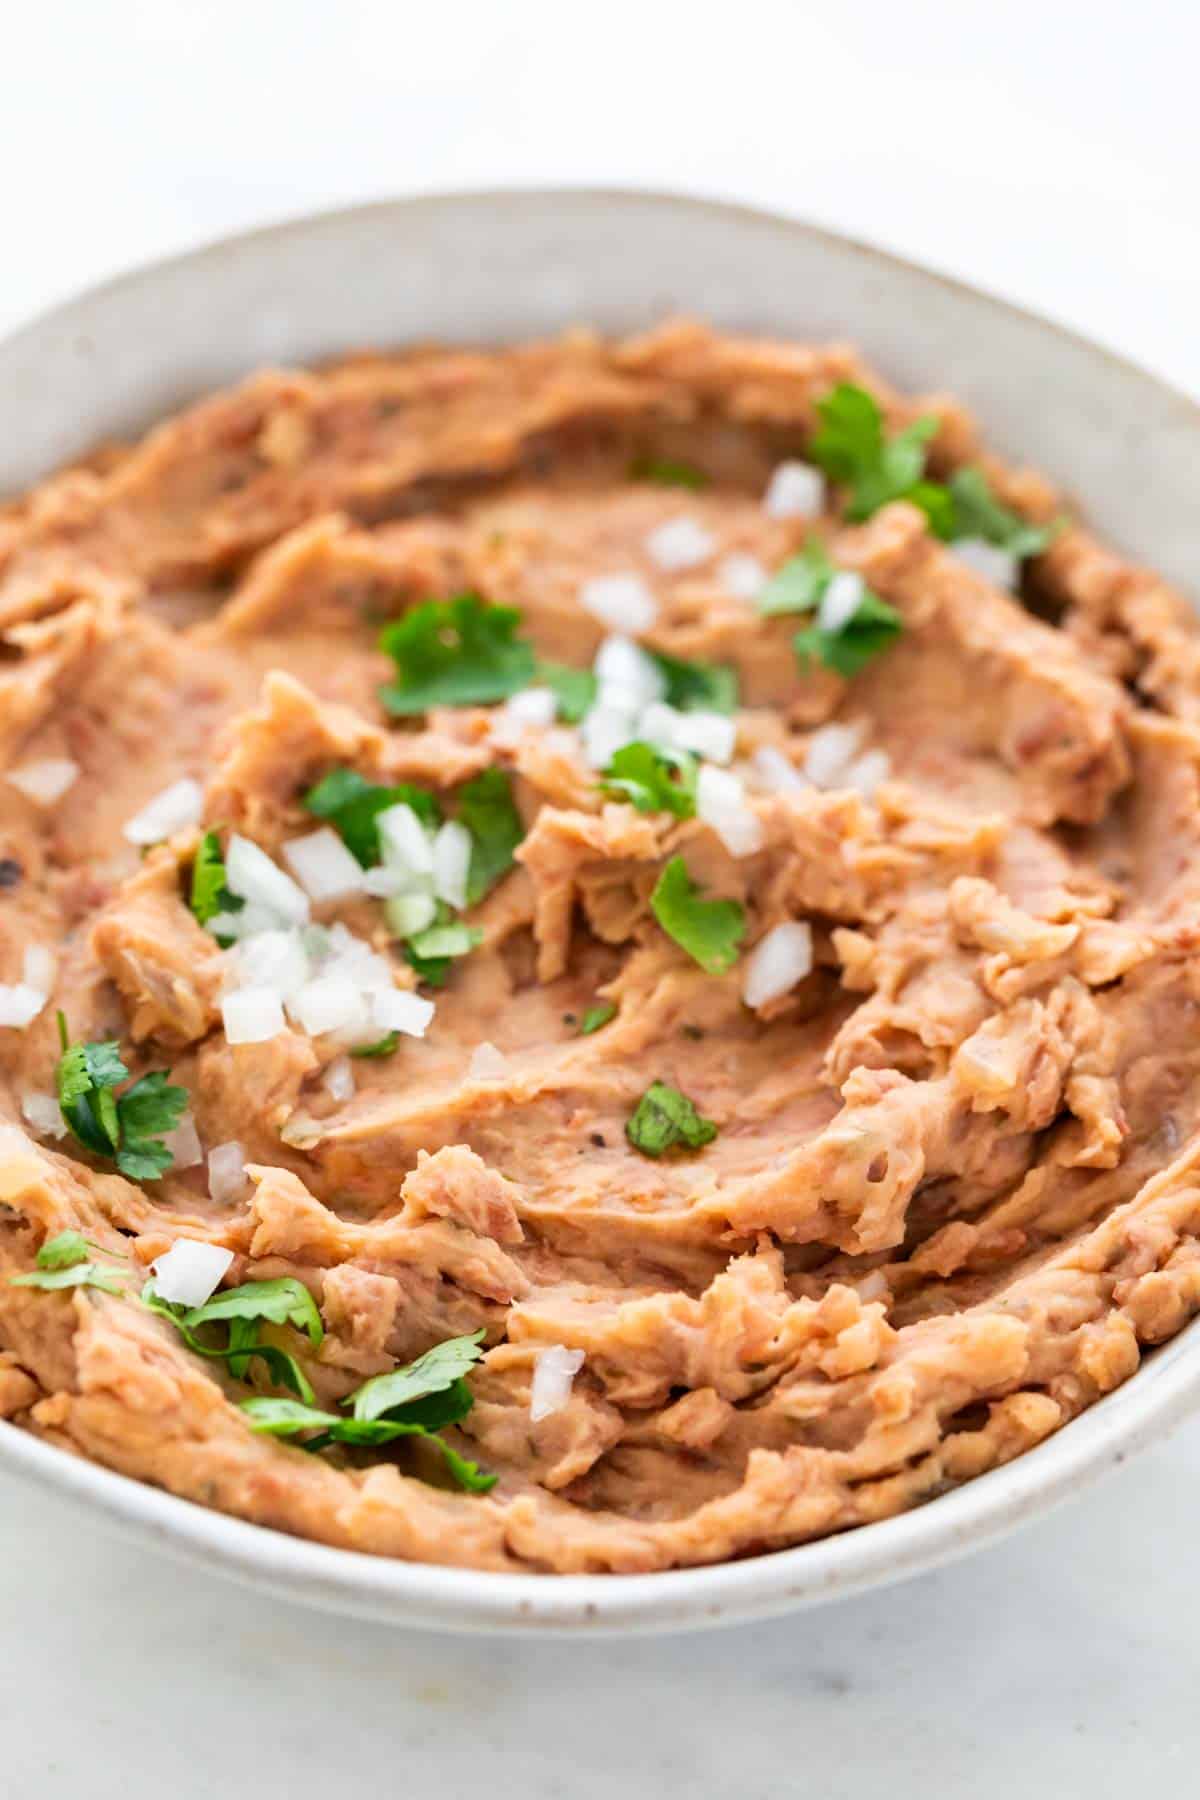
[2,190,1198,1635]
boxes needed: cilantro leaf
[457,769,523,904]
[55,1014,127,1158]
[349,1330,486,1422]
[626,1082,718,1157]
[946,467,1059,558]
[650,857,745,974]
[405,920,483,987]
[535,662,597,724]
[117,1070,188,1144]
[580,1002,617,1035]
[648,649,738,714]
[793,589,903,678]
[183,1277,324,1346]
[601,742,697,818]
[304,769,440,866]
[758,538,835,616]
[629,456,708,490]
[350,1031,398,1059]
[189,831,242,931]
[809,384,941,522]
[379,594,535,714]
[142,1278,319,1404]
[36,1230,92,1269]
[10,1261,125,1296]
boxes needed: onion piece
[288,977,369,1038]
[376,803,434,878]
[221,986,286,1045]
[21,1092,66,1138]
[718,551,768,600]
[371,988,435,1038]
[743,921,814,1007]
[432,820,472,909]
[227,928,309,1000]
[6,758,80,805]
[530,1345,586,1422]
[645,517,715,571]
[579,573,657,633]
[696,765,765,858]
[0,984,46,1028]
[763,460,825,519]
[151,1240,234,1307]
[383,891,438,938]
[468,1041,509,1081]
[593,636,666,709]
[22,944,56,995]
[225,835,309,925]
[817,570,865,634]
[163,1112,204,1171]
[803,721,866,789]
[282,827,367,903]
[122,777,204,847]
[752,746,809,795]
[581,702,639,769]
[322,1055,355,1102]
[207,1141,248,1205]
[950,537,1019,591]
[843,748,892,799]
[500,687,557,729]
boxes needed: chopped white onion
[6,758,80,805]
[593,636,666,709]
[122,777,204,846]
[221,986,286,1045]
[152,1240,234,1307]
[22,944,55,995]
[282,827,366,903]
[950,537,1019,591]
[205,901,284,945]
[742,921,814,1008]
[718,551,768,601]
[579,573,658,633]
[818,570,866,635]
[432,820,472,910]
[803,721,866,789]
[752,745,809,795]
[763,460,825,519]
[696,765,765,858]
[645,516,716,571]
[279,1111,323,1149]
[383,891,438,938]
[322,1055,355,1102]
[228,928,309,1000]
[468,1040,509,1081]
[376,802,434,878]
[641,702,736,766]
[371,988,435,1038]
[363,864,415,898]
[843,748,892,799]
[288,977,369,1038]
[0,984,46,1028]
[530,1345,586,1423]
[581,701,639,770]
[162,1112,204,1171]
[207,1140,248,1205]
[225,835,310,925]
[20,1091,66,1138]
[500,686,557,729]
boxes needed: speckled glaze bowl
[2,190,1198,1634]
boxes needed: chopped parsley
[457,769,523,904]
[626,1082,718,1157]
[9,1229,126,1296]
[189,830,242,932]
[535,662,597,724]
[945,466,1059,558]
[143,1274,323,1404]
[55,1014,188,1181]
[648,649,738,715]
[650,857,745,975]
[629,455,709,490]
[240,1328,495,1492]
[759,538,903,678]
[601,742,698,818]
[350,1031,399,1059]
[579,1002,617,1035]
[379,594,535,714]
[304,768,440,866]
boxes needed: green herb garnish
[809,383,942,524]
[379,594,535,715]
[55,1013,187,1181]
[189,830,242,932]
[601,742,697,817]
[945,467,1059,558]
[626,1081,718,1157]
[580,1002,617,1035]
[239,1329,495,1492]
[350,1032,399,1059]
[648,649,738,714]
[629,456,709,490]
[759,538,903,677]
[304,768,440,866]
[649,857,744,974]
[9,1229,126,1296]
[458,769,523,904]
[405,918,484,988]
[143,1274,322,1404]
[535,662,597,724]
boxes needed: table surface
[2,1,1198,1788]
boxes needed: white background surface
[2,1,1198,1790]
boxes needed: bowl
[2,188,1198,1635]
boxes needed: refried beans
[0,317,1197,1574]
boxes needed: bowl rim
[2,184,1198,1635]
